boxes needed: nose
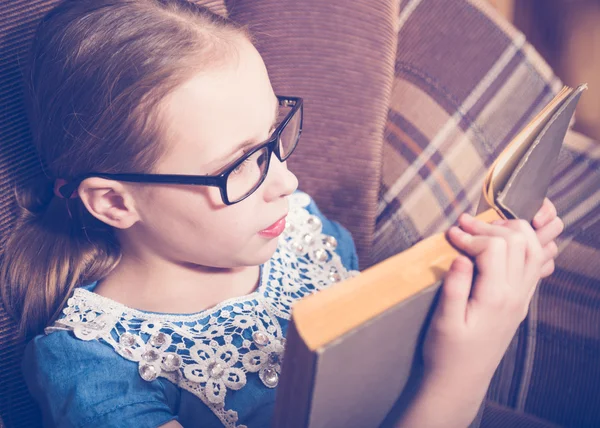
[262,153,298,202]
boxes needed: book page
[479,86,572,212]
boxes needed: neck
[94,249,261,314]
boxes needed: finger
[463,214,550,265]
[458,213,503,236]
[466,217,543,293]
[540,259,555,278]
[535,217,565,247]
[447,226,503,261]
[447,227,507,300]
[502,220,544,289]
[541,241,559,266]
[459,213,527,240]
[533,198,558,229]
[458,215,525,286]
[437,255,474,324]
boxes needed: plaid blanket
[377,0,600,426]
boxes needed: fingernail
[449,226,463,235]
[452,255,473,272]
[534,213,544,223]
[492,219,507,226]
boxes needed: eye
[231,157,252,175]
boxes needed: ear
[78,177,140,229]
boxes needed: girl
[0,0,564,427]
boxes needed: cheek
[134,185,276,267]
[147,186,258,245]
[201,205,259,242]
[147,185,222,217]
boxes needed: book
[272,84,587,428]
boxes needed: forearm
[394,374,490,428]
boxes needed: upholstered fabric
[377,0,600,426]
[481,401,562,428]
[1,4,59,426]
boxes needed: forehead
[157,39,277,172]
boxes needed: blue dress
[23,192,359,428]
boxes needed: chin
[249,237,280,265]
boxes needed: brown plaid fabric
[377,0,563,260]
[377,0,600,426]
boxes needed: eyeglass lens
[225,103,301,203]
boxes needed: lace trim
[46,191,359,428]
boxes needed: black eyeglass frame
[58,95,303,205]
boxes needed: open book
[272,84,587,428]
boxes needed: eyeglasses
[58,95,303,205]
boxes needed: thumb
[436,255,473,324]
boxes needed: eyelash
[229,125,277,175]
[231,157,252,175]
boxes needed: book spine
[272,316,317,427]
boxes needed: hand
[531,198,564,278]
[397,203,565,428]
[421,214,546,410]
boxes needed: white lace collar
[46,192,359,428]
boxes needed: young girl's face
[123,38,298,269]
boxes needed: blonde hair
[0,0,249,338]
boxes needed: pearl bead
[89,320,106,330]
[252,331,269,346]
[291,241,305,255]
[329,272,342,283]
[323,235,338,250]
[150,332,167,347]
[162,353,182,371]
[313,248,328,262]
[142,349,160,362]
[262,368,279,387]
[208,362,225,379]
[306,215,322,231]
[120,333,135,347]
[302,233,315,245]
[139,364,158,381]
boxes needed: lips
[259,216,287,238]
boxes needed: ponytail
[0,176,120,338]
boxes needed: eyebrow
[211,101,280,168]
